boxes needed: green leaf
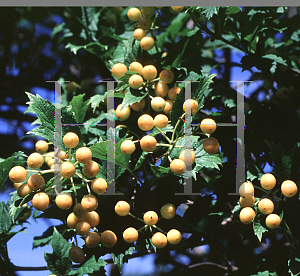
[194,74,216,108]
[111,247,135,272]
[251,271,278,276]
[134,151,149,171]
[262,54,287,66]
[289,249,300,276]
[65,42,107,55]
[121,88,148,108]
[170,87,185,127]
[150,164,171,178]
[70,94,89,123]
[253,216,268,242]
[88,93,108,113]
[223,6,242,15]
[0,202,13,234]
[201,6,220,20]
[90,141,107,161]
[68,256,107,276]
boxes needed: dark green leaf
[253,216,268,242]
[65,42,107,55]
[88,93,107,113]
[150,164,171,178]
[289,248,300,276]
[68,256,107,276]
[201,6,220,20]
[70,94,89,123]
[0,202,13,234]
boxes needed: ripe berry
[140,135,157,152]
[129,62,143,75]
[159,69,174,84]
[154,114,168,128]
[183,99,198,115]
[84,211,100,227]
[63,132,79,148]
[258,198,274,215]
[239,196,255,208]
[121,140,136,155]
[239,181,254,198]
[170,6,184,13]
[81,194,98,212]
[112,63,128,78]
[239,207,255,224]
[76,220,91,236]
[142,65,157,81]
[138,114,154,131]
[9,166,27,183]
[57,149,68,160]
[170,159,186,175]
[140,36,155,51]
[115,201,130,216]
[281,180,298,197]
[168,87,181,100]
[83,160,99,178]
[151,232,167,248]
[127,7,141,21]
[164,100,173,114]
[73,203,88,218]
[17,183,32,198]
[91,178,107,194]
[203,137,219,155]
[55,193,72,210]
[32,192,50,211]
[179,149,195,166]
[138,17,152,30]
[129,74,144,89]
[200,118,217,134]
[260,173,276,190]
[116,104,131,121]
[155,82,169,97]
[69,246,85,264]
[143,211,158,225]
[35,140,48,153]
[27,152,44,169]
[141,7,155,17]
[76,147,92,164]
[27,174,45,191]
[160,203,176,219]
[265,214,281,229]
[133,28,146,41]
[61,162,76,179]
[67,212,83,229]
[131,98,146,111]
[123,227,139,243]
[45,152,55,167]
[85,232,101,248]
[151,97,166,112]
[101,230,117,248]
[167,229,182,244]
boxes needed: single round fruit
[179,149,195,166]
[154,114,168,128]
[61,162,76,179]
[55,193,73,210]
[129,61,143,75]
[260,173,276,190]
[101,230,117,248]
[76,147,92,164]
[127,7,141,21]
[67,212,83,229]
[258,198,274,215]
[105,12,117,24]
[121,140,136,155]
[83,160,99,178]
[160,203,176,219]
[143,211,158,226]
[63,132,79,149]
[69,246,85,264]
[265,214,281,229]
[239,196,255,208]
[84,211,100,227]
[45,152,55,167]
[239,181,254,198]
[138,17,152,30]
[159,69,174,84]
[57,149,69,160]
[170,159,186,175]
[115,104,131,121]
[151,97,166,112]
[131,98,146,111]
[123,227,139,243]
[115,201,130,216]
[73,203,88,218]
[140,135,157,152]
[81,194,98,212]
[35,140,48,153]
[281,180,298,197]
[129,74,144,89]
[239,207,255,224]
[155,82,169,97]
[164,100,173,114]
[85,232,101,248]
[138,114,154,131]
[27,174,45,191]
[168,87,181,100]
[112,63,128,78]
[183,99,198,115]
[170,6,184,13]
[142,65,157,81]
[32,192,50,211]
[91,178,107,194]
[17,183,32,198]
[167,229,182,244]
[141,7,155,17]
[133,28,146,41]
[76,220,91,236]
[151,232,167,248]
[200,118,217,134]
[9,166,27,183]
[140,36,155,51]
[203,137,219,155]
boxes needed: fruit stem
[254,186,269,194]
[154,126,172,143]
[129,212,145,223]
[70,177,78,203]
[152,224,167,235]
[157,143,172,147]
[68,148,72,162]
[74,161,79,167]
[138,225,148,232]
[75,172,92,183]
[172,113,185,143]
[86,183,91,195]
[151,8,161,27]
